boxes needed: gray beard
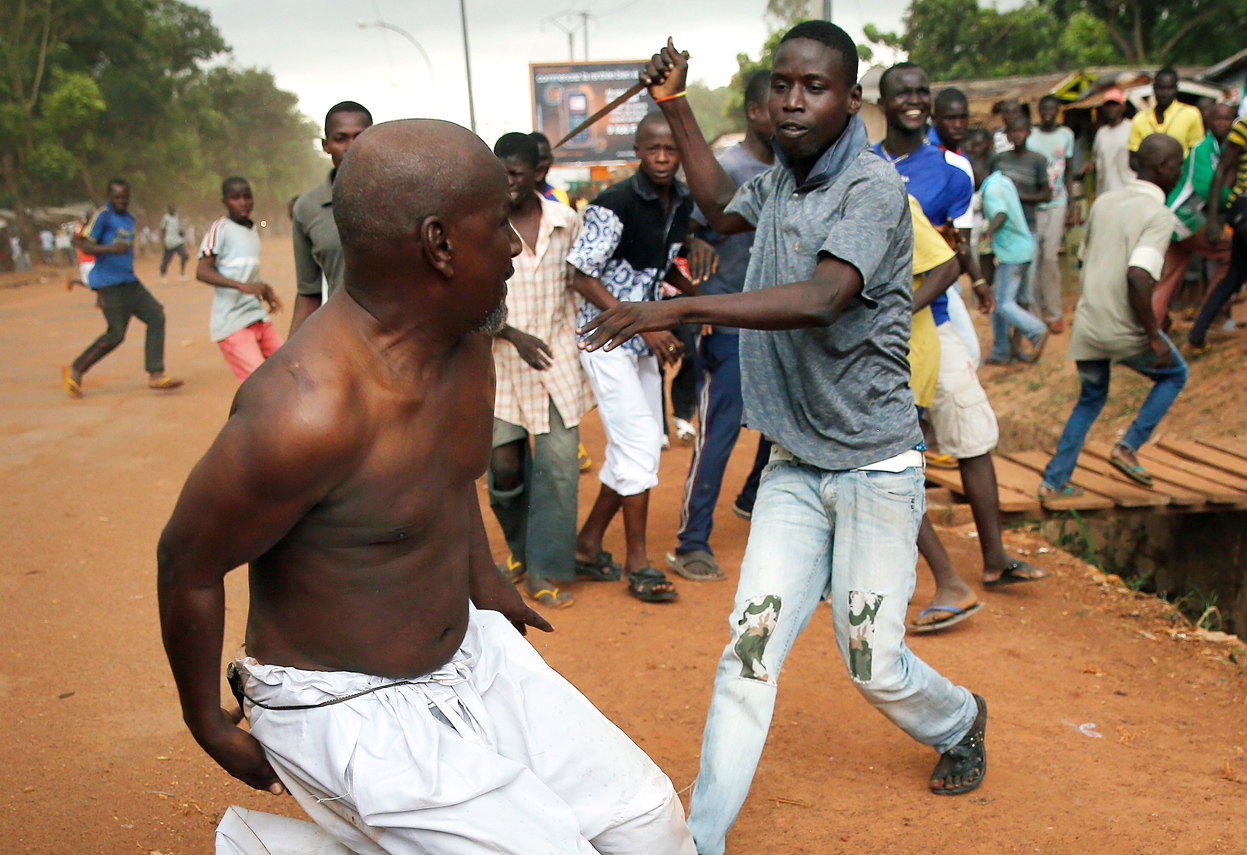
[476,301,508,336]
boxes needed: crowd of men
[77,21,1242,853]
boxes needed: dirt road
[1,241,1244,854]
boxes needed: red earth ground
[1,241,1244,854]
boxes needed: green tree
[0,0,324,248]
[864,0,1247,79]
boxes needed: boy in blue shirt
[980,165,1048,363]
[64,178,182,397]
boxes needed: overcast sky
[199,0,912,143]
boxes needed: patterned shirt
[1226,116,1247,207]
[566,169,692,355]
[494,197,593,434]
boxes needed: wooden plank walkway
[924,436,1247,515]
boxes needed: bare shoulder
[223,324,367,485]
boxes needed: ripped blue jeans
[686,448,978,855]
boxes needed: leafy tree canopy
[0,0,324,242]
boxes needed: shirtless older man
[158,119,694,855]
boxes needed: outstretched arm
[643,39,754,235]
[157,385,352,792]
[579,253,864,351]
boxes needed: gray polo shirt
[292,176,345,299]
[726,114,922,471]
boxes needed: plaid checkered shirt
[493,196,594,434]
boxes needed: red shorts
[217,320,282,382]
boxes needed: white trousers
[579,347,663,497]
[232,606,694,855]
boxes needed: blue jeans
[990,262,1045,362]
[1041,336,1188,490]
[686,449,977,855]
[677,332,743,555]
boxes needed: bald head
[333,119,508,261]
[1135,133,1184,194]
[333,119,519,335]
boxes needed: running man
[159,204,189,283]
[567,111,694,603]
[583,26,988,854]
[158,119,695,855]
[196,177,283,382]
[288,101,373,336]
[63,179,182,397]
[1039,135,1188,497]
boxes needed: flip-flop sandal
[148,376,184,390]
[908,602,984,634]
[575,550,623,582]
[930,693,986,795]
[627,566,678,603]
[665,550,727,582]
[500,556,525,585]
[524,585,573,609]
[1109,453,1154,487]
[924,451,959,469]
[1037,484,1084,501]
[62,367,83,399]
[983,559,1050,588]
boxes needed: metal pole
[822,0,832,19]
[459,0,477,133]
[581,11,590,61]
[568,31,574,61]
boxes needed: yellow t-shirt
[909,196,957,408]
[1128,101,1205,157]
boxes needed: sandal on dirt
[908,602,984,634]
[627,566,678,603]
[148,376,184,390]
[930,693,986,795]
[62,367,83,399]
[665,549,727,582]
[1108,449,1154,487]
[575,550,623,582]
[524,580,573,609]
[500,555,525,585]
[983,559,1050,588]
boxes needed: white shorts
[579,347,663,497]
[232,605,693,855]
[928,322,999,459]
[78,261,94,283]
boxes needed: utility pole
[822,0,832,20]
[542,11,593,63]
[459,0,477,133]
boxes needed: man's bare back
[158,119,545,794]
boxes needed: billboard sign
[530,60,651,165]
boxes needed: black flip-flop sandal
[627,566,678,602]
[930,693,987,795]
[575,549,623,582]
[983,559,1050,588]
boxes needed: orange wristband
[654,90,687,104]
